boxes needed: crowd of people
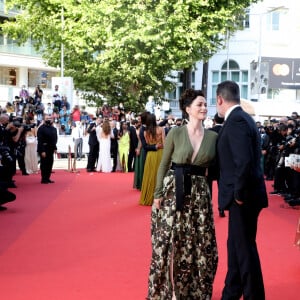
[1,80,300,299]
[259,113,300,206]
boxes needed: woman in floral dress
[147,89,218,299]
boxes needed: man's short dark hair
[216,80,240,104]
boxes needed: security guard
[37,114,57,184]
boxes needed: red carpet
[0,170,299,299]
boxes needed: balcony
[0,42,40,56]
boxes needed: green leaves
[2,0,259,110]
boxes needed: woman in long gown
[147,89,218,299]
[118,121,130,172]
[139,113,165,205]
[24,118,39,174]
[133,121,143,189]
[96,119,112,173]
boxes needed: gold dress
[139,127,164,206]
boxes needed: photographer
[270,123,289,195]
[283,126,300,205]
[12,116,37,176]
[37,115,57,184]
[0,115,16,210]
[0,113,22,195]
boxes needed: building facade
[1,0,299,119]
[167,0,300,120]
[0,1,59,108]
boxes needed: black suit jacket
[111,127,119,150]
[128,125,138,152]
[217,106,268,210]
[87,123,99,146]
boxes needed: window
[0,67,17,86]
[238,8,250,29]
[211,59,249,104]
[28,70,57,89]
[211,85,217,105]
[212,71,219,83]
[167,69,196,110]
[267,11,280,31]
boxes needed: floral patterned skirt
[147,170,218,300]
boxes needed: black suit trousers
[222,202,265,300]
[87,143,99,170]
[40,151,54,181]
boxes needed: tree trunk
[201,61,208,98]
[182,67,192,91]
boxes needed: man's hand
[153,198,163,209]
[235,199,243,205]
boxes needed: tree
[2,0,259,110]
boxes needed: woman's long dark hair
[145,113,157,139]
[119,121,128,137]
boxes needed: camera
[0,145,13,164]
[23,124,36,131]
[89,122,96,128]
[12,119,36,131]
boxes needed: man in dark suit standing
[110,120,119,172]
[127,119,138,172]
[37,115,57,184]
[209,113,226,217]
[86,117,101,172]
[216,81,268,300]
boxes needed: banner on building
[250,57,300,96]
[264,57,300,89]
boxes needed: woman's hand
[153,198,163,209]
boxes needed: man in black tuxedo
[127,119,138,172]
[110,120,119,172]
[86,117,101,172]
[37,115,57,184]
[209,113,226,217]
[216,81,268,300]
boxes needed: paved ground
[53,155,87,170]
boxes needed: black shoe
[269,190,281,195]
[22,172,29,176]
[288,198,300,206]
[47,180,55,183]
[219,210,225,218]
[41,180,49,184]
[0,206,7,211]
[284,194,294,201]
[7,182,17,188]
[87,169,95,172]
[0,188,16,203]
